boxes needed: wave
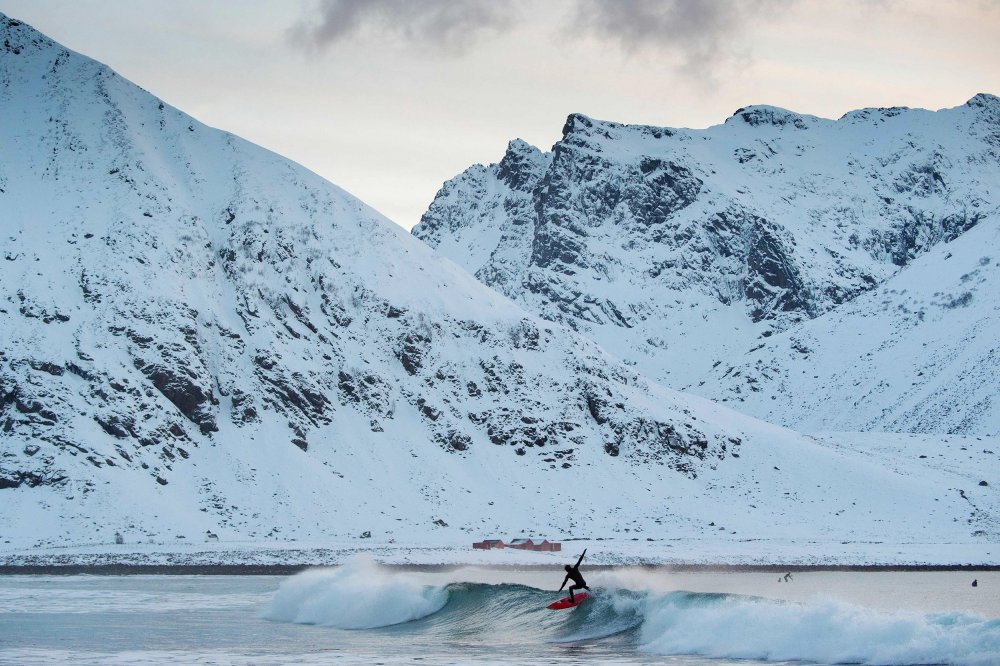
[639,591,1000,665]
[263,561,1000,665]
[262,555,448,629]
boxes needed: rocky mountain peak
[966,92,1000,109]
[964,93,1000,126]
[837,105,912,124]
[726,105,817,129]
[2,13,52,55]
[561,112,597,137]
[496,139,547,191]
[416,95,1000,430]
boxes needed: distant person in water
[558,549,589,602]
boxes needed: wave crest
[262,555,448,629]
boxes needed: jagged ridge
[414,95,1000,434]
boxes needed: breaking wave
[262,555,448,629]
[264,560,1000,665]
[638,591,1000,665]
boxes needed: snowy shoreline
[3,563,999,576]
[2,539,997,571]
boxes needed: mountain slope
[0,14,995,560]
[0,12,733,541]
[696,207,1000,434]
[413,98,1000,436]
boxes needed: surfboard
[546,592,588,610]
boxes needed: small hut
[472,539,505,550]
[507,538,534,550]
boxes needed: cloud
[570,0,790,77]
[288,0,791,77]
[289,0,520,55]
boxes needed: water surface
[2,562,997,665]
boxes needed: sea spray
[262,555,448,629]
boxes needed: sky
[3,0,999,230]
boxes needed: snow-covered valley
[0,12,997,566]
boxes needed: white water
[263,556,449,628]
[639,593,999,665]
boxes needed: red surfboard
[546,592,589,610]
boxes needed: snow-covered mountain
[0,12,727,542]
[413,97,1000,435]
[0,14,996,562]
[698,211,1000,434]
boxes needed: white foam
[639,593,1000,665]
[262,555,449,629]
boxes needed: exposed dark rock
[508,319,540,349]
[134,361,218,434]
[29,360,63,376]
[230,389,259,425]
[731,106,811,129]
[338,371,392,417]
[744,217,813,322]
[94,414,133,439]
[284,295,318,334]
[496,139,545,190]
[0,469,67,489]
[415,398,441,422]
[65,361,95,381]
[585,391,609,425]
[398,332,430,375]
[436,430,471,452]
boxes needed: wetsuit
[558,549,589,602]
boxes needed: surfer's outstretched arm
[558,574,569,591]
[575,549,587,568]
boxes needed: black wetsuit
[559,549,589,601]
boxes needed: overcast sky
[4,1,999,229]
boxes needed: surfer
[558,549,589,603]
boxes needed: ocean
[1,557,998,665]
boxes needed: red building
[501,538,561,552]
[472,539,505,550]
